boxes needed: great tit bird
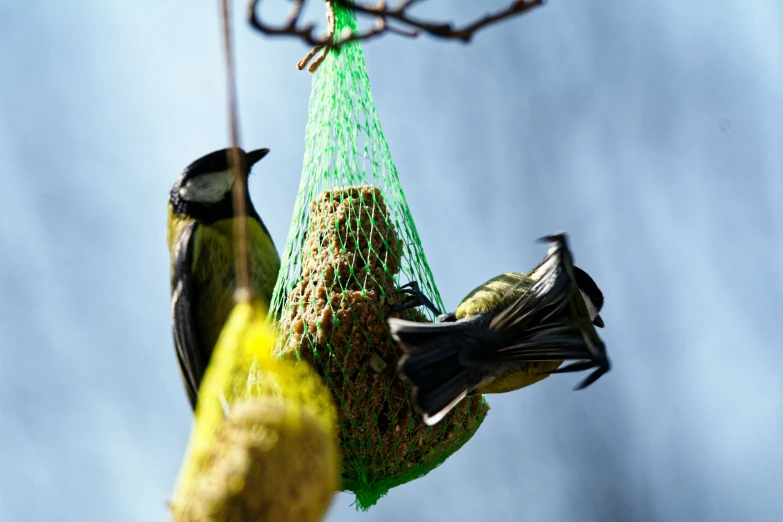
[168,147,281,410]
[388,233,610,425]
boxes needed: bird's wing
[171,221,206,409]
[494,322,592,360]
[489,234,574,333]
[478,234,607,376]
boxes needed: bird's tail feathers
[388,318,482,426]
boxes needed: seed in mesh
[278,185,489,495]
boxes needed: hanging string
[220,0,252,302]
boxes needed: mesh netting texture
[268,5,489,510]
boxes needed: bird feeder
[268,5,489,510]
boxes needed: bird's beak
[593,314,605,328]
[246,148,270,168]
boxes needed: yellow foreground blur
[169,300,339,522]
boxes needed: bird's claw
[393,281,443,317]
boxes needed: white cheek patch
[581,290,599,321]
[179,170,233,203]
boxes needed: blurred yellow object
[170,300,339,522]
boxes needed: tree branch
[248,0,545,58]
[335,0,545,43]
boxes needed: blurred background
[1,1,781,521]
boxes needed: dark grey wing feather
[489,234,573,333]
[171,221,205,410]
[474,234,608,375]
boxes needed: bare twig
[337,0,545,42]
[248,0,318,45]
[221,0,252,301]
[249,0,414,55]
[248,0,544,58]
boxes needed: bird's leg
[393,281,443,318]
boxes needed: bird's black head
[169,147,269,224]
[573,266,605,328]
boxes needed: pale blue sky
[0,1,781,521]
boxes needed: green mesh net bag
[268,5,489,510]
